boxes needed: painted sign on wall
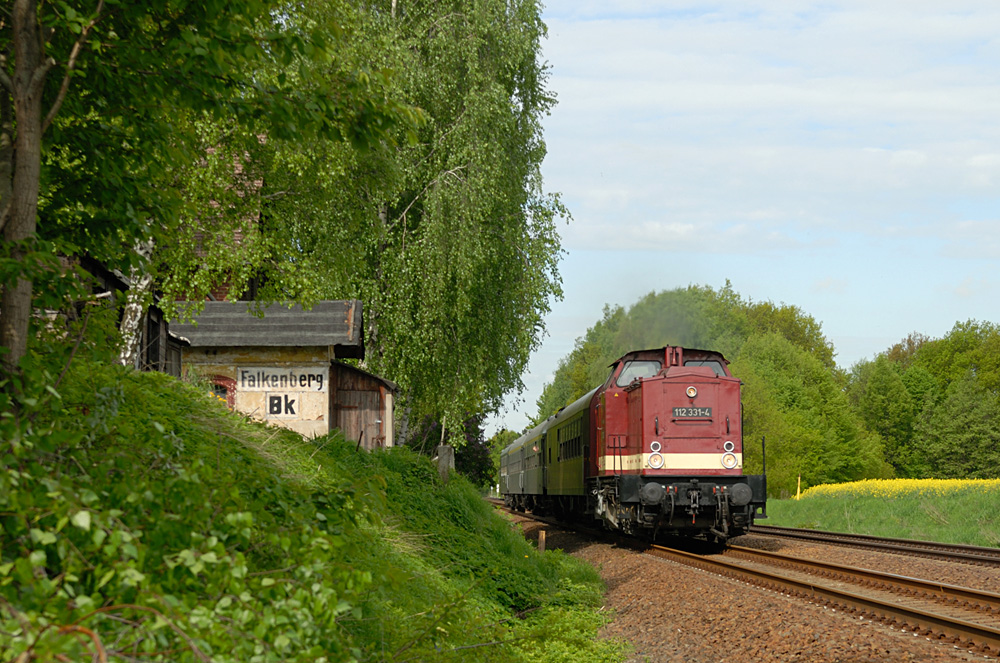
[238,367,327,392]
[236,365,329,429]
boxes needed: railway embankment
[764,479,1000,547]
[1,359,621,662]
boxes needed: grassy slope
[0,361,625,662]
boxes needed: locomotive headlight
[648,453,664,469]
[723,440,735,452]
[721,452,738,469]
[686,386,698,398]
[650,440,662,452]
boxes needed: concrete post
[434,444,455,483]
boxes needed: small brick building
[171,300,396,446]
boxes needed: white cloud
[539,0,1000,254]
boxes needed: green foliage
[535,283,835,422]
[849,320,1000,480]
[845,357,922,476]
[732,334,889,496]
[908,320,1000,391]
[322,444,624,662]
[288,0,567,435]
[1,354,385,660]
[914,372,1000,479]
[2,0,419,374]
[6,0,563,445]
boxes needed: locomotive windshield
[615,360,661,386]
[684,360,726,376]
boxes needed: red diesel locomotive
[500,346,767,541]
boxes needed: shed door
[336,389,382,448]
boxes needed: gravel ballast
[508,515,996,663]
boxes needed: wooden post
[538,530,546,553]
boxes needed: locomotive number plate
[672,407,712,418]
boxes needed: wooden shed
[331,361,398,449]
[171,300,396,445]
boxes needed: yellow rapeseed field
[801,478,1000,499]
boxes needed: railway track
[491,502,1000,656]
[648,543,1000,656]
[749,524,1000,567]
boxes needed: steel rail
[725,545,1000,616]
[749,524,1000,567]
[646,544,1000,655]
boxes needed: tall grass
[325,443,624,662]
[1,356,626,662]
[765,479,1000,547]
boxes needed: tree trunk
[116,239,156,368]
[0,79,13,235]
[1,0,50,375]
[397,405,411,445]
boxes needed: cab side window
[615,360,661,387]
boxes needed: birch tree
[226,0,566,435]
[348,0,566,432]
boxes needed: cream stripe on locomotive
[598,452,743,472]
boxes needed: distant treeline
[533,283,1000,497]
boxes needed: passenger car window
[616,360,661,387]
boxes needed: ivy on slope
[1,362,382,662]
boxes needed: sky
[487,0,1000,435]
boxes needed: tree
[854,356,917,475]
[909,320,1000,391]
[269,0,566,435]
[915,371,1000,479]
[1,0,413,381]
[743,299,836,369]
[534,284,837,420]
[885,331,930,369]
